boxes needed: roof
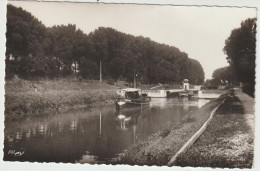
[121,88,141,92]
[183,79,189,83]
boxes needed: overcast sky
[9,1,256,79]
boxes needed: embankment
[175,89,254,168]
[5,78,118,121]
[116,90,229,166]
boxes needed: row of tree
[212,66,237,85]
[212,18,256,96]
[6,4,205,84]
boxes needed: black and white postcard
[1,0,259,170]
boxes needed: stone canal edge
[167,96,226,166]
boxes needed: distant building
[71,62,79,73]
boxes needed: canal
[4,97,210,164]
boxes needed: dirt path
[235,88,255,132]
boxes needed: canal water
[4,98,210,164]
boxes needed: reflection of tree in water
[70,121,78,132]
[38,123,48,134]
[4,99,210,164]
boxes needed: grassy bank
[5,78,119,121]
[115,92,228,166]
[175,90,254,168]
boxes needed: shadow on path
[235,88,254,132]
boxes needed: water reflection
[77,151,98,164]
[198,99,211,108]
[15,131,22,140]
[25,130,31,138]
[151,98,168,108]
[181,97,190,111]
[70,121,78,132]
[38,124,48,134]
[4,98,209,164]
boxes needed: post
[198,90,202,99]
[133,124,136,144]
[134,69,136,88]
[100,61,102,83]
[99,112,102,136]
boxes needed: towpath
[235,88,255,132]
[175,89,255,168]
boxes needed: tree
[223,18,256,96]
[6,4,47,78]
[6,5,205,83]
[212,66,237,85]
[224,18,256,83]
[6,5,46,59]
[46,24,90,77]
[79,57,99,79]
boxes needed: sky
[9,1,257,79]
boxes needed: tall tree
[6,4,47,78]
[6,5,205,83]
[223,18,256,83]
[223,18,256,96]
[212,66,237,85]
[6,5,46,59]
[47,24,89,76]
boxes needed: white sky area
[9,1,256,79]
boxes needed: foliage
[82,27,205,84]
[45,24,90,76]
[212,66,238,85]
[6,5,47,79]
[6,5,45,58]
[6,5,205,84]
[223,18,256,95]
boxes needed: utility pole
[100,61,102,83]
[99,111,102,137]
[134,69,136,88]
